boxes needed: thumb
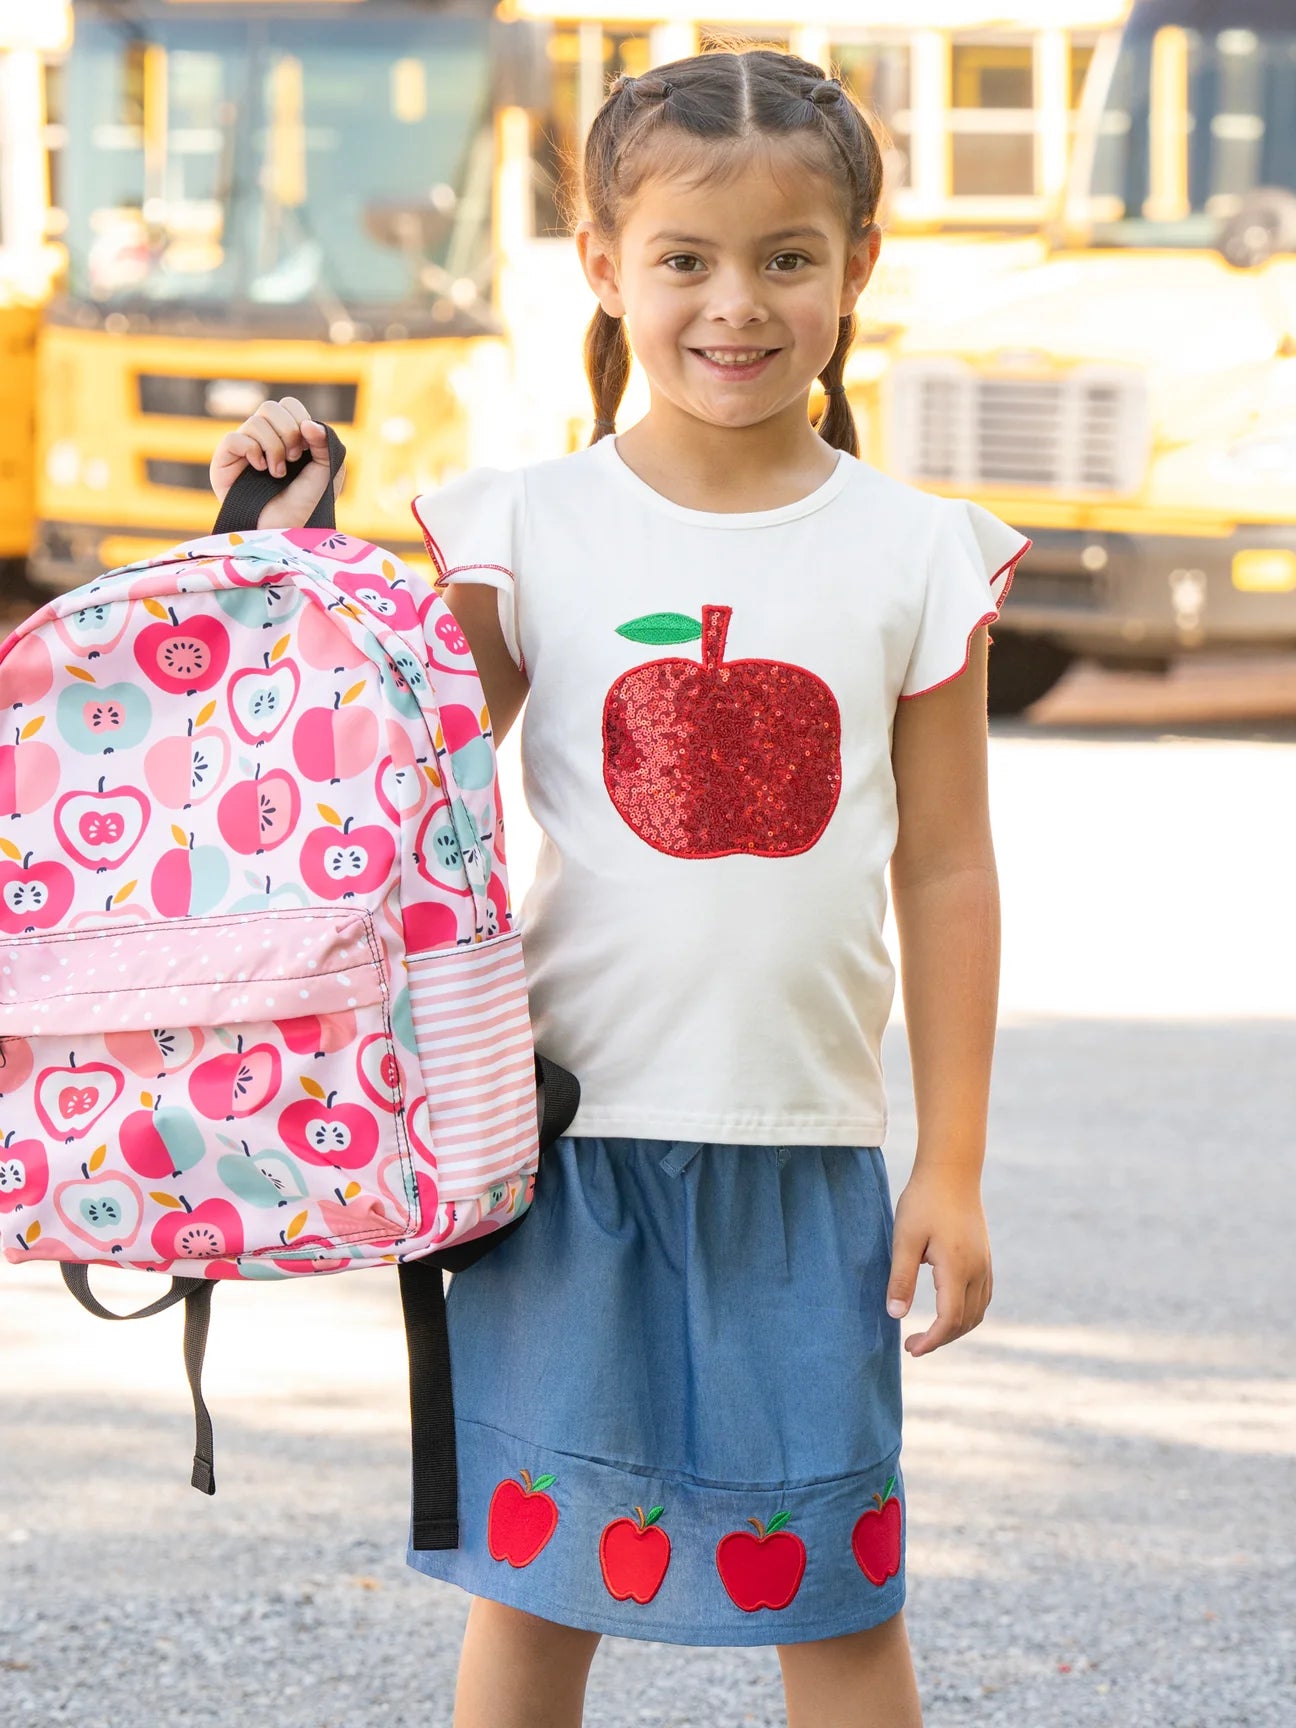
[300,418,333,466]
[886,1223,924,1318]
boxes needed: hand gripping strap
[212,425,347,536]
[61,1265,218,1495]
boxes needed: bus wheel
[986,633,1074,716]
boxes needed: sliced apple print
[53,780,150,871]
[35,1060,125,1140]
[228,642,301,745]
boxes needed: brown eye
[663,254,703,273]
[771,253,809,272]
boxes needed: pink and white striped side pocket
[405,930,539,1203]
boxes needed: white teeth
[700,350,771,365]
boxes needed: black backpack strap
[536,1052,580,1152]
[61,1265,218,1495]
[212,424,347,535]
[399,1257,459,1550]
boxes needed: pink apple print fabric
[0,528,539,1278]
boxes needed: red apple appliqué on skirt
[602,606,842,859]
[715,1512,807,1612]
[599,1505,672,1603]
[487,1470,559,1567]
[851,1475,903,1585]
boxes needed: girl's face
[577,148,878,433]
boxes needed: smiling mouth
[691,347,781,366]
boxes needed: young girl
[212,47,1029,1728]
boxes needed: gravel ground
[1,667,1293,1725]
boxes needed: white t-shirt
[413,435,1030,1146]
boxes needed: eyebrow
[646,227,830,246]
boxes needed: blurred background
[1,5,1294,1725]
[2,0,1296,716]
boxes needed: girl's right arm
[209,398,529,740]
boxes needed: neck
[613,396,841,513]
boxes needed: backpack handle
[212,423,348,536]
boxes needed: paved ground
[2,645,1294,1726]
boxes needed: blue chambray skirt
[406,1136,906,1646]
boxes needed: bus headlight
[1219,430,1296,481]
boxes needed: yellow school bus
[884,0,1296,711]
[0,1,68,563]
[31,0,540,588]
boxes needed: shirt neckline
[596,433,852,528]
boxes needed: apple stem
[187,717,195,737]
[80,1164,88,1179]
[748,1518,765,1538]
[21,851,31,868]
[168,606,178,626]
[700,604,733,672]
[181,1196,193,1212]
[97,776,106,793]
[327,1091,337,1108]
[333,691,342,710]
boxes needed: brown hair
[569,47,886,457]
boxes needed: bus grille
[888,362,1149,494]
[138,376,358,424]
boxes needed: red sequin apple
[150,1196,244,1261]
[851,1477,902,1586]
[0,1131,49,1212]
[278,1084,380,1169]
[300,816,395,900]
[600,1506,671,1604]
[291,697,379,783]
[53,781,150,871]
[714,1513,807,1611]
[216,768,301,854]
[34,1060,124,1140]
[188,1039,282,1120]
[134,611,230,694]
[0,852,74,933]
[487,1470,559,1567]
[603,605,842,858]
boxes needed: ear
[576,219,627,319]
[839,223,882,318]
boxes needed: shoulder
[410,444,604,568]
[836,455,1030,574]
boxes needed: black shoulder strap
[212,424,347,536]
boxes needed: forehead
[622,148,845,250]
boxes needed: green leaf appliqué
[615,612,703,646]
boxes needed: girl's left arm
[885,624,999,1357]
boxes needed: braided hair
[569,50,886,456]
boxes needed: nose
[702,264,770,328]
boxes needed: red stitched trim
[408,496,516,591]
[897,538,1032,702]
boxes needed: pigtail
[814,313,860,458]
[584,305,632,442]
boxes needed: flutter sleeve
[410,466,524,670]
[899,498,1032,700]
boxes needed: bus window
[531,25,652,238]
[950,38,1036,196]
[832,39,911,205]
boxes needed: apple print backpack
[0,429,577,1550]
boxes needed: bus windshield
[1085,10,1296,250]
[60,1,497,334]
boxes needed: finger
[885,1226,926,1320]
[905,1276,967,1357]
[298,417,335,469]
[256,401,310,473]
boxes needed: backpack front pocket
[0,909,417,1269]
